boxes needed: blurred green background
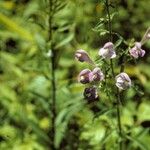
[0,0,150,149]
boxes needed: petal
[99,48,106,57]
[99,42,116,59]
[115,72,131,90]
[91,67,104,81]
[116,82,124,90]
[110,50,116,58]
[103,42,114,49]
[117,78,124,83]
[79,69,91,76]
[78,69,92,84]
[120,73,130,81]
[139,49,145,57]
[129,47,139,58]
[135,42,142,49]
[75,49,94,64]
[83,87,99,102]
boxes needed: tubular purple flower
[83,86,99,102]
[90,67,104,82]
[75,49,94,64]
[129,42,145,58]
[99,42,116,59]
[78,69,92,84]
[115,72,131,90]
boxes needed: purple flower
[78,69,92,84]
[129,42,145,58]
[75,49,94,64]
[90,67,104,82]
[83,86,99,102]
[99,42,116,59]
[115,72,131,90]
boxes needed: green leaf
[22,117,49,143]
[55,33,74,49]
[126,135,149,150]
[0,13,34,42]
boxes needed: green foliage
[0,0,150,149]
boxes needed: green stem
[105,0,112,42]
[110,59,115,76]
[105,0,114,77]
[117,89,123,150]
[105,0,122,150]
[48,0,56,149]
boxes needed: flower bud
[99,42,116,59]
[90,67,104,82]
[78,69,92,84]
[83,87,99,102]
[129,42,145,58]
[115,72,131,90]
[75,49,94,64]
[147,33,150,39]
[145,27,150,40]
[141,27,150,44]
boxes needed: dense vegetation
[0,0,150,150]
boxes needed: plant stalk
[105,0,112,42]
[105,0,122,149]
[116,89,123,150]
[48,0,56,149]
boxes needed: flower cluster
[75,27,149,101]
[129,28,150,59]
[78,67,104,84]
[129,42,145,58]
[75,42,132,101]
[75,49,104,102]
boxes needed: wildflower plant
[75,0,150,149]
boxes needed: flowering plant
[75,28,149,101]
[75,2,150,148]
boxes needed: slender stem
[140,27,150,45]
[105,0,112,42]
[110,59,115,76]
[104,65,112,103]
[120,60,125,72]
[116,89,123,150]
[105,0,114,77]
[48,0,56,149]
[105,1,122,150]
